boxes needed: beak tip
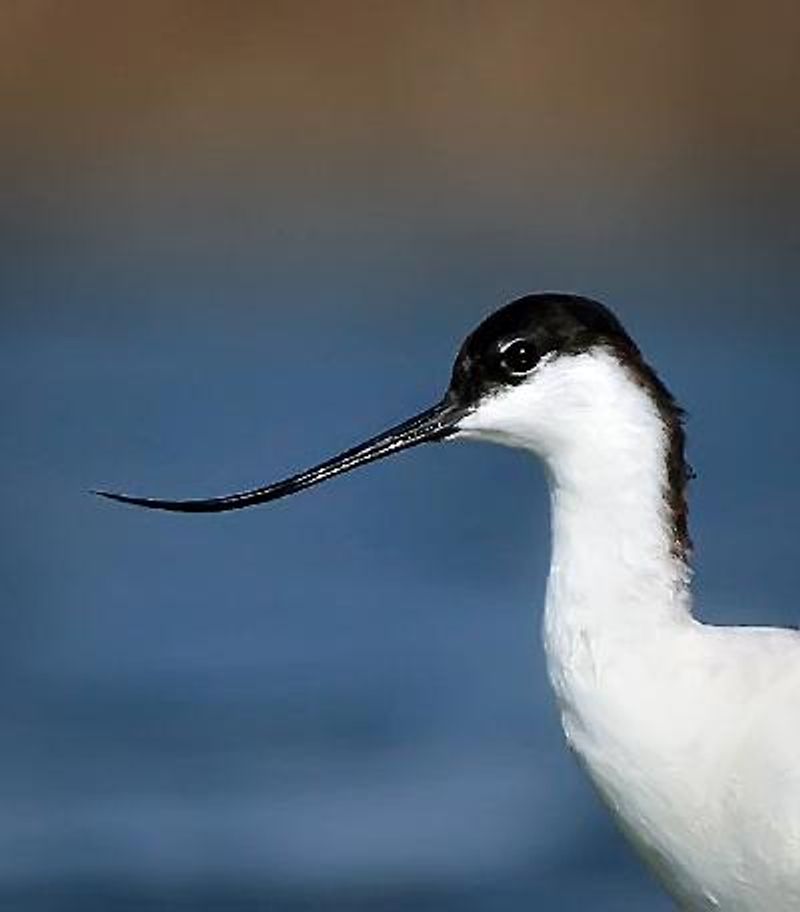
[93,489,137,506]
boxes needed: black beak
[95,397,468,513]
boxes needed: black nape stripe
[617,350,693,565]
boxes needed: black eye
[499,339,538,376]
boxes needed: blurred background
[2,2,799,909]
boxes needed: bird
[97,292,800,910]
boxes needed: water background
[2,5,799,908]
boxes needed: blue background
[2,4,799,908]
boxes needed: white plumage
[460,348,800,910]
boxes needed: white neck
[544,377,691,639]
[458,348,693,641]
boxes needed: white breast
[546,620,800,911]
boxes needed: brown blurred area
[3,2,798,197]
[1,1,798,308]
[3,2,799,166]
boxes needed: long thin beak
[94,397,468,513]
